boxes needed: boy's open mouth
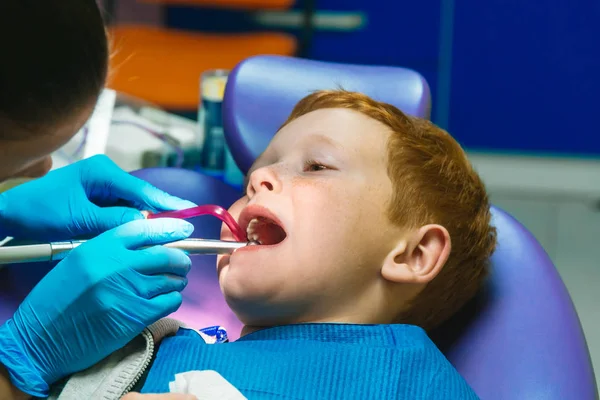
[245,216,287,246]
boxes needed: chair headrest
[223,55,431,173]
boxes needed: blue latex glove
[0,155,196,241]
[0,218,194,397]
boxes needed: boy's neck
[236,322,428,346]
[240,309,398,337]
[240,317,388,337]
[241,325,259,337]
[240,316,351,337]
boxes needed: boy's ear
[381,224,451,285]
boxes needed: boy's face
[218,108,407,326]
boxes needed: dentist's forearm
[0,364,30,400]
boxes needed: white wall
[469,152,600,387]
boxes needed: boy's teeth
[247,232,262,244]
[246,218,260,237]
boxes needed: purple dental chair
[0,55,595,399]
[220,55,598,399]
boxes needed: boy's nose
[246,166,282,196]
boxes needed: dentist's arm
[0,154,195,241]
[0,373,199,400]
[0,219,194,398]
[0,365,28,400]
[0,376,198,400]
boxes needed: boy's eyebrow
[303,133,345,151]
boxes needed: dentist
[0,1,196,398]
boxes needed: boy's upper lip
[238,204,286,235]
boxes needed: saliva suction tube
[0,205,253,266]
[145,204,247,242]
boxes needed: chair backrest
[221,55,598,399]
[430,206,597,399]
[223,55,431,173]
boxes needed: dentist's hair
[281,89,497,331]
[0,0,108,139]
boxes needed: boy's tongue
[251,220,287,245]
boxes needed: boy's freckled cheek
[290,177,335,202]
[291,176,322,188]
[291,177,352,221]
[291,177,347,203]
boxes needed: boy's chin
[218,252,291,308]
[221,285,303,327]
[220,279,275,307]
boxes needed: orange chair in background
[141,0,293,8]
[106,0,297,111]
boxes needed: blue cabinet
[167,0,600,156]
[308,0,600,156]
[449,0,600,156]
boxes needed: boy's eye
[304,160,329,172]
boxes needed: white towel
[169,370,247,399]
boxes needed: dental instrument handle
[161,238,248,254]
[61,238,247,256]
[0,242,84,264]
[63,238,247,256]
[0,243,53,264]
[0,239,248,265]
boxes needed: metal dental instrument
[0,239,250,265]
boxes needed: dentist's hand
[0,155,195,241]
[0,218,194,397]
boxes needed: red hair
[281,90,497,330]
